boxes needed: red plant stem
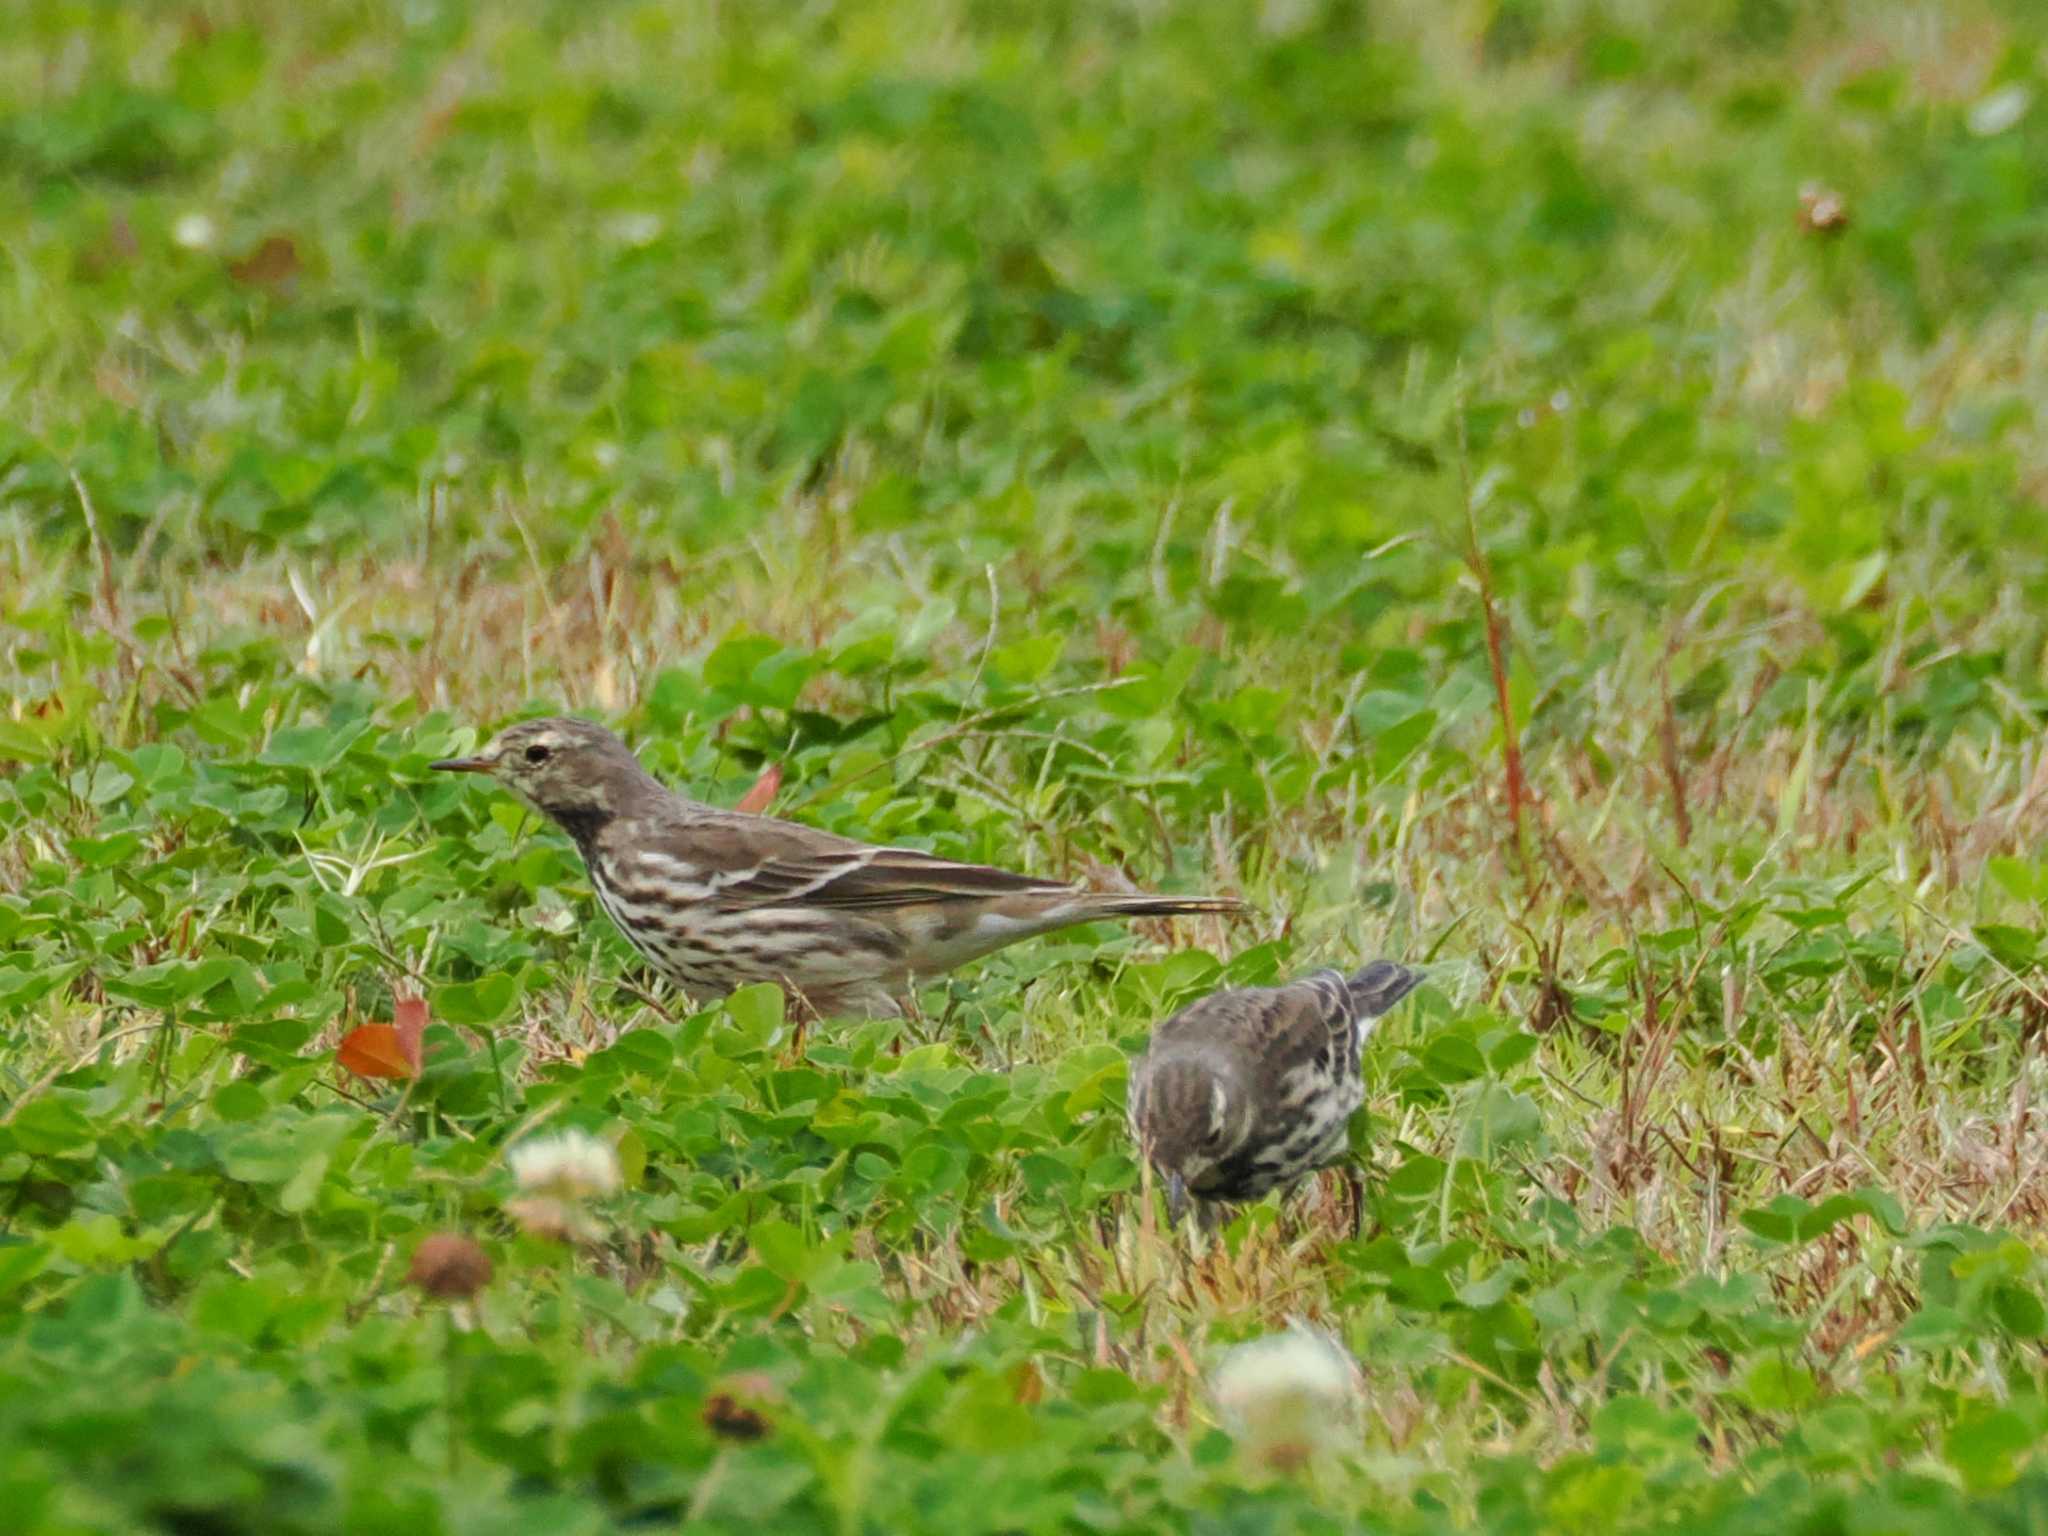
[1459,480,1529,874]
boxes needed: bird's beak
[1166,1172,1188,1225]
[428,755,494,775]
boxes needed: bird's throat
[549,802,614,856]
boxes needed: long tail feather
[1080,893,1247,919]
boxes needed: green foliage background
[7,0,2048,1531]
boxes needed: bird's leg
[1343,1166,1367,1241]
[901,985,929,1036]
[779,985,822,1064]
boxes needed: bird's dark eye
[524,744,552,764]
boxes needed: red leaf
[392,994,428,1073]
[735,762,782,815]
[338,1023,416,1080]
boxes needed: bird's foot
[1343,1167,1367,1241]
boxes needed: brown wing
[1149,970,1356,1076]
[634,805,1073,911]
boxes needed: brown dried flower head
[407,1233,493,1300]
[702,1372,782,1441]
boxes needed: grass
[7,0,2048,1530]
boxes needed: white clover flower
[508,1129,622,1201]
[1209,1324,1363,1472]
[604,211,663,247]
[172,212,217,251]
[1969,84,2031,138]
[505,1195,599,1244]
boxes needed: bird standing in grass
[431,717,1242,1020]
[1126,960,1423,1234]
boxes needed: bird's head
[430,716,650,830]
[1131,1051,1253,1223]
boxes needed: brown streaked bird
[1126,960,1423,1234]
[430,717,1243,1019]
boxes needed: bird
[430,716,1243,1020]
[1126,959,1423,1235]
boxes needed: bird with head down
[1126,960,1424,1234]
